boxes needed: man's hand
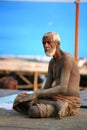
[19,92,38,105]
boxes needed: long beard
[45,47,56,57]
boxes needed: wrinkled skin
[19,33,80,104]
[19,92,38,106]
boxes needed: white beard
[45,47,56,57]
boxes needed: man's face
[42,36,56,57]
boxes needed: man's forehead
[43,36,53,42]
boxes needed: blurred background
[0,0,87,58]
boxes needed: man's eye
[43,41,51,45]
[43,42,45,45]
[47,41,50,44]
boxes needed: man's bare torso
[43,51,80,97]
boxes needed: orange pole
[74,0,80,62]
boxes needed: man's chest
[52,60,63,84]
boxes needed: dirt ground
[0,108,87,130]
[0,89,87,130]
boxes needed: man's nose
[44,42,49,48]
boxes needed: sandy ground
[0,108,87,130]
[0,89,87,130]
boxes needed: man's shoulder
[62,51,76,67]
[48,51,74,64]
[63,51,74,61]
[63,51,73,58]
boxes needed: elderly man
[13,32,81,119]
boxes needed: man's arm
[42,60,53,89]
[18,55,73,102]
[37,56,73,98]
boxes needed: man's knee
[28,105,41,118]
[55,101,69,118]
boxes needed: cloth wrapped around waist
[52,95,81,116]
[53,95,81,107]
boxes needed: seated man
[13,32,81,119]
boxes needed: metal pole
[74,0,80,62]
